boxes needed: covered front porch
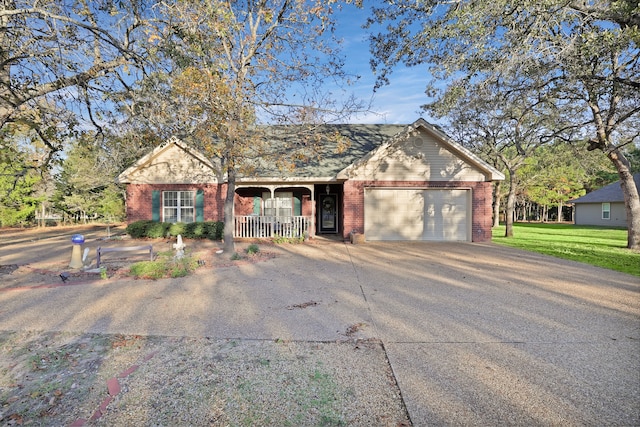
[233,183,342,239]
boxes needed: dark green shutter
[152,190,160,222]
[253,196,261,215]
[196,189,204,222]
[293,191,302,216]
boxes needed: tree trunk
[505,169,517,237]
[557,200,563,223]
[493,181,501,227]
[0,0,14,128]
[608,148,640,250]
[223,168,236,254]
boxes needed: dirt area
[0,226,410,426]
[0,331,407,426]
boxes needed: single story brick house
[570,173,640,227]
[117,119,504,242]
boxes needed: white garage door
[364,188,470,241]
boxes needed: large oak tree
[127,0,361,253]
[368,0,640,249]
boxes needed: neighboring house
[117,119,505,242]
[570,173,640,227]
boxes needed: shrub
[126,220,224,240]
[184,222,206,238]
[168,222,186,236]
[246,244,260,255]
[203,221,224,240]
[126,220,154,238]
[146,222,171,238]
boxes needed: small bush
[147,222,171,238]
[230,252,242,261]
[184,222,206,238]
[246,244,260,255]
[169,222,186,236]
[126,220,154,238]
[203,221,224,240]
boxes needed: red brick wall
[124,184,152,223]
[125,183,226,223]
[342,180,494,242]
[471,182,493,242]
[126,181,495,242]
[302,195,313,216]
[234,193,254,216]
[343,181,365,238]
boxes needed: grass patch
[272,234,305,244]
[492,223,639,276]
[129,252,199,279]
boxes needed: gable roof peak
[336,118,505,181]
[116,134,220,184]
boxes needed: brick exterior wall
[342,180,494,242]
[302,194,313,216]
[126,181,494,242]
[125,183,226,223]
[343,181,365,238]
[234,190,255,216]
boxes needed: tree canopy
[123,0,361,251]
[368,0,640,249]
[0,0,149,168]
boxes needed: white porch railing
[234,215,311,239]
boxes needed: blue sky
[333,5,433,125]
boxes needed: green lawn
[492,223,640,277]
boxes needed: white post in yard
[173,234,186,259]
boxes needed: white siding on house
[125,144,219,184]
[574,202,628,227]
[347,129,486,182]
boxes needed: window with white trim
[602,202,610,220]
[263,192,292,219]
[163,191,195,223]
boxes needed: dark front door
[319,194,338,233]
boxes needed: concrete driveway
[0,233,638,425]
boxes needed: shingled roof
[570,173,640,203]
[118,120,506,183]
[246,124,406,178]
